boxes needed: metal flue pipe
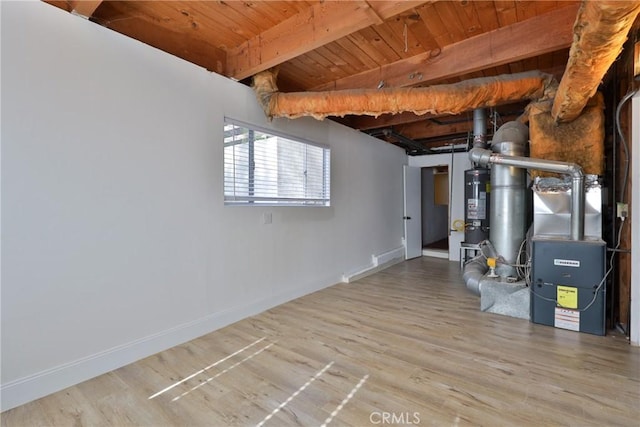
[470,148,585,240]
[472,108,487,148]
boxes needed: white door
[404,165,422,259]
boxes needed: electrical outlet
[262,212,272,224]
[616,202,628,219]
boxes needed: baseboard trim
[0,277,338,412]
[422,248,449,259]
[342,247,404,283]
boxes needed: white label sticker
[467,198,486,220]
[555,307,580,331]
[554,259,580,268]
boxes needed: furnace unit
[530,236,606,335]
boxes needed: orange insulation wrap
[552,0,640,122]
[254,70,555,120]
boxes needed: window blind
[224,121,330,206]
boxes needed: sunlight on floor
[148,337,266,400]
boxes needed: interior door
[404,165,422,259]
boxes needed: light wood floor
[3,257,639,426]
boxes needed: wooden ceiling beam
[312,3,580,91]
[226,1,428,80]
[342,112,437,130]
[398,118,475,141]
[69,1,103,18]
[396,113,521,141]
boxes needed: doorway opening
[421,166,449,258]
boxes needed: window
[223,120,331,206]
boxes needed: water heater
[463,168,490,243]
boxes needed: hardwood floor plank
[2,258,639,426]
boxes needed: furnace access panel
[530,236,606,335]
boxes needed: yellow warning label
[557,286,578,309]
[486,182,491,193]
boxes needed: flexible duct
[463,258,486,295]
[470,149,585,241]
[463,240,499,295]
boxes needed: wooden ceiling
[46,0,582,153]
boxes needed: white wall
[631,92,639,346]
[0,1,406,409]
[409,152,471,261]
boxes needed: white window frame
[223,118,331,206]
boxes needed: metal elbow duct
[463,257,487,296]
[463,240,496,295]
[470,147,585,240]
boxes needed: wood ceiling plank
[433,1,469,43]
[495,1,518,26]
[367,1,428,21]
[43,1,70,12]
[522,56,539,73]
[333,38,380,70]
[355,27,403,64]
[312,3,579,91]
[453,0,484,38]
[279,58,324,89]
[473,0,500,32]
[95,16,226,74]
[404,14,440,52]
[188,2,263,41]
[536,0,563,15]
[69,0,103,18]
[319,43,362,77]
[347,31,397,66]
[304,50,342,74]
[314,46,360,77]
[381,15,426,58]
[261,2,321,26]
[417,2,455,49]
[220,1,281,30]
[372,22,413,59]
[226,1,428,80]
[515,1,538,21]
[162,3,251,47]
[508,61,525,74]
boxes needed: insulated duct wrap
[253,70,555,120]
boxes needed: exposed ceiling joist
[312,3,580,91]
[397,112,521,141]
[226,1,429,80]
[398,117,475,141]
[344,111,438,131]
